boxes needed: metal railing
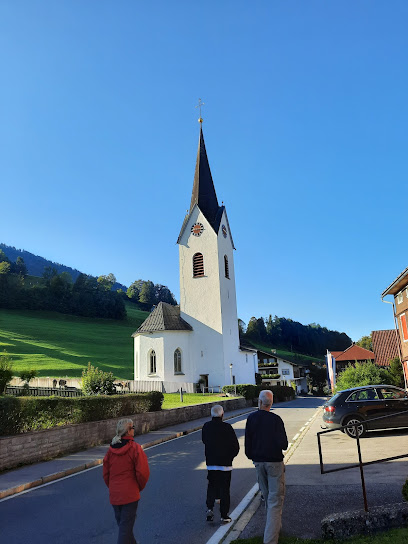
[5,386,83,397]
[317,409,408,512]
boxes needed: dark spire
[189,126,220,227]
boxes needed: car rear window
[378,387,406,400]
[326,392,342,404]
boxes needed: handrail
[317,409,408,512]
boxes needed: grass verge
[162,393,232,409]
[231,527,408,544]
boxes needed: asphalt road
[0,397,323,544]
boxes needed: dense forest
[0,248,177,320]
[240,315,352,358]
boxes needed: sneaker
[221,516,232,523]
[206,509,214,522]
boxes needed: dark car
[321,384,408,438]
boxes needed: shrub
[403,479,408,502]
[81,362,116,395]
[0,391,164,435]
[0,350,13,394]
[221,384,295,402]
[19,369,38,394]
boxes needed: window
[400,313,408,342]
[378,387,406,400]
[397,292,404,304]
[149,350,156,374]
[174,348,182,374]
[347,389,379,402]
[281,369,290,375]
[193,253,204,277]
[224,255,229,279]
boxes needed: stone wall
[0,397,249,472]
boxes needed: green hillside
[0,303,149,379]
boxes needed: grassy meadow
[0,303,149,379]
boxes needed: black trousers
[112,501,139,544]
[206,470,232,518]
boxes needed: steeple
[189,125,223,230]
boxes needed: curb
[0,408,253,501]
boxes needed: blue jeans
[254,462,285,544]
[113,501,139,544]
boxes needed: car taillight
[324,406,335,414]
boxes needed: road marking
[292,433,300,441]
[204,483,259,544]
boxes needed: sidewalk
[234,407,408,542]
[0,405,255,501]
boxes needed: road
[0,396,324,544]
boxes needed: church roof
[132,302,193,335]
[177,126,231,244]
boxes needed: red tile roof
[371,329,400,366]
[331,344,375,362]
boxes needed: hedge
[222,384,295,402]
[0,391,164,436]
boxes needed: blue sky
[1,1,407,342]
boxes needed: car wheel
[344,416,366,439]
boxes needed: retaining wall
[0,397,249,472]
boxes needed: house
[329,344,375,373]
[131,120,257,392]
[256,349,308,394]
[381,267,408,387]
[371,329,400,367]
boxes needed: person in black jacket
[202,404,240,523]
[245,390,288,544]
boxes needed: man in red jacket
[103,419,150,544]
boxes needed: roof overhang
[381,266,408,298]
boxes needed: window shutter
[193,253,204,277]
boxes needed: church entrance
[199,374,209,392]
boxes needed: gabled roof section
[332,344,375,362]
[371,329,400,366]
[132,302,193,335]
[381,266,408,297]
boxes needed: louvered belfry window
[193,253,204,277]
[224,255,229,279]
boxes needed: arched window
[149,350,156,374]
[174,348,182,374]
[193,253,204,277]
[224,255,229,279]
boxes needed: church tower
[177,121,245,387]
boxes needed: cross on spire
[195,98,205,123]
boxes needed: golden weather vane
[195,98,205,123]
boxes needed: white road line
[292,433,300,441]
[204,483,259,544]
[0,410,256,501]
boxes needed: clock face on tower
[191,223,204,237]
[222,224,228,238]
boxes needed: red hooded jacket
[103,437,150,505]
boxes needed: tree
[43,266,58,284]
[127,282,140,301]
[139,280,156,306]
[238,319,246,337]
[0,350,13,394]
[0,262,11,275]
[246,317,267,341]
[384,358,405,388]
[19,369,37,394]
[81,362,116,395]
[15,256,28,276]
[356,334,373,351]
[336,361,388,391]
[0,250,10,263]
[307,363,327,395]
[97,273,116,291]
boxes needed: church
[132,120,257,392]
